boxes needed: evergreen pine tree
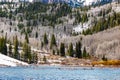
[2,36,7,55]
[23,41,28,62]
[82,47,87,58]
[28,46,32,63]
[35,31,38,38]
[5,33,7,43]
[0,36,7,55]
[25,32,29,43]
[3,44,7,55]
[31,53,38,64]
[60,43,65,57]
[14,36,19,59]
[9,43,12,57]
[52,49,55,55]
[68,43,74,57]
[102,55,107,61]
[43,33,48,45]
[0,38,3,53]
[76,41,82,58]
[50,34,56,49]
[57,49,59,55]
[23,41,31,63]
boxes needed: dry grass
[92,60,120,66]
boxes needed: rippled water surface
[0,65,120,80]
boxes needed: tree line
[42,33,90,59]
[0,34,38,64]
[83,11,120,35]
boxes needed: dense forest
[0,35,38,63]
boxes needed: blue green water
[0,65,120,80]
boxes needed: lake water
[0,65,120,80]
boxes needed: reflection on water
[0,65,120,80]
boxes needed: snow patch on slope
[73,23,89,33]
[67,0,114,7]
[83,0,97,5]
[0,53,28,67]
[73,19,92,33]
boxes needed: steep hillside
[61,26,120,59]
[83,26,120,59]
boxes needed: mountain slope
[41,0,114,7]
[61,26,120,59]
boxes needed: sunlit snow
[0,53,28,67]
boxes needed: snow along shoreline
[0,53,28,67]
